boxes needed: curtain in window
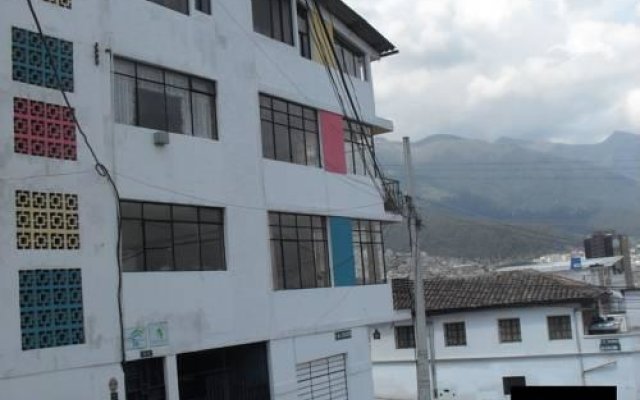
[114,74,136,126]
[192,93,214,139]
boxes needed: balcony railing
[382,178,404,215]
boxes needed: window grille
[296,354,348,400]
[547,315,572,340]
[444,322,466,346]
[395,326,415,349]
[498,318,522,343]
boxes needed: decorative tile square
[16,190,80,250]
[43,0,72,9]
[19,269,84,350]
[14,97,77,160]
[12,27,73,92]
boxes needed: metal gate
[296,354,348,400]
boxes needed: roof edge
[317,0,397,56]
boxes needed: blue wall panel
[330,217,355,286]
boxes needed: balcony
[383,178,404,215]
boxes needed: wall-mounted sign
[148,322,169,347]
[335,329,352,341]
[126,322,169,351]
[125,327,147,350]
[140,350,154,358]
[600,338,621,352]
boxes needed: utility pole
[403,137,432,400]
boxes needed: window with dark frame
[124,358,167,400]
[297,4,311,59]
[335,35,366,80]
[502,376,526,396]
[344,119,376,176]
[444,322,467,346]
[259,93,321,167]
[113,57,217,139]
[547,315,572,340]
[251,0,294,45]
[395,325,415,349]
[145,0,189,14]
[498,318,522,343]
[120,201,226,272]
[177,343,271,400]
[195,0,211,14]
[269,212,330,290]
[352,220,386,285]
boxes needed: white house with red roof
[370,270,640,400]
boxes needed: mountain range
[376,131,640,262]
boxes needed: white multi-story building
[0,1,401,399]
[371,271,640,400]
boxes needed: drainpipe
[573,307,586,386]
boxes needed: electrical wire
[24,0,126,367]
[0,169,93,182]
[115,171,388,213]
[305,0,399,210]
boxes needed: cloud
[348,0,640,143]
[627,89,640,127]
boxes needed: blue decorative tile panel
[19,269,85,350]
[12,27,74,92]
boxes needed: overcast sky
[349,0,640,144]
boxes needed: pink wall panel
[320,110,346,174]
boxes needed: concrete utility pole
[403,137,432,400]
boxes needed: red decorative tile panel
[13,97,77,161]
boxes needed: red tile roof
[393,270,605,313]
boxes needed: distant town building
[371,271,640,400]
[584,231,634,287]
[499,256,624,289]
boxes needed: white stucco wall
[1,0,396,398]
[271,327,375,400]
[625,290,640,329]
[371,307,640,400]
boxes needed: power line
[24,0,126,368]
[0,170,93,182]
[116,171,388,213]
[306,0,400,211]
